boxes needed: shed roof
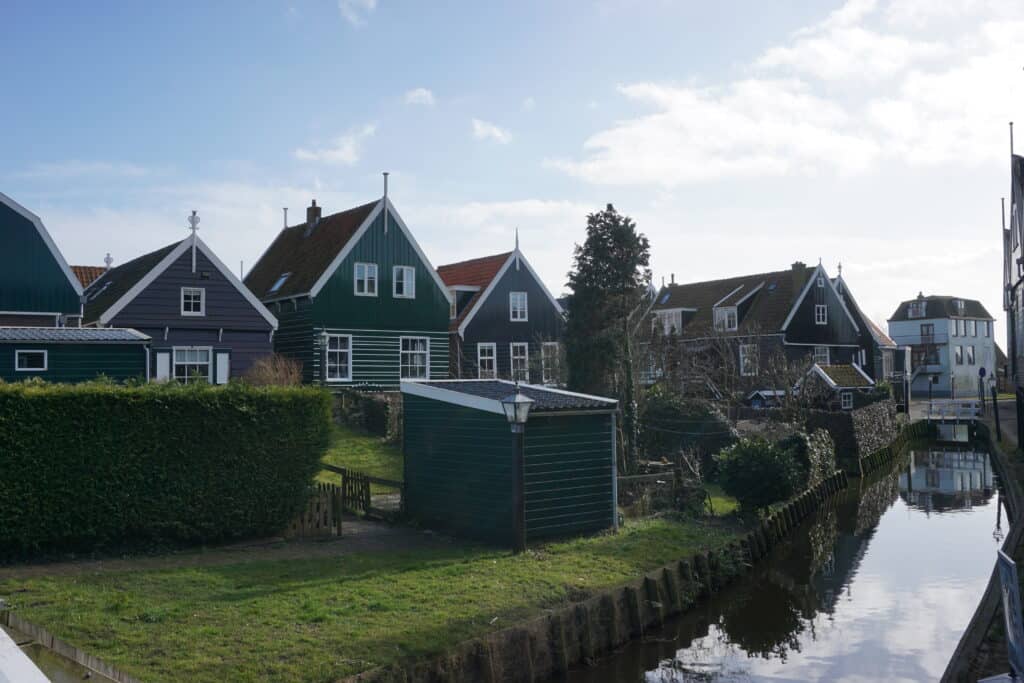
[402,380,617,415]
[0,327,149,343]
[811,363,874,389]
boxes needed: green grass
[317,424,403,486]
[704,483,739,516]
[0,518,739,683]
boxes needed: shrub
[0,381,331,559]
[243,353,303,386]
[774,429,835,489]
[715,438,801,513]
[639,385,737,474]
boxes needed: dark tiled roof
[0,327,149,342]
[865,318,897,348]
[244,200,379,300]
[71,265,106,288]
[418,380,616,412]
[818,364,873,388]
[437,252,513,332]
[83,242,181,323]
[651,265,814,335]
[888,295,994,322]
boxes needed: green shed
[401,380,618,547]
[0,327,150,383]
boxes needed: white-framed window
[957,319,965,336]
[510,292,528,321]
[951,321,958,337]
[325,334,352,382]
[15,349,47,372]
[954,345,963,365]
[967,345,975,365]
[477,343,497,379]
[968,319,977,337]
[909,302,925,318]
[181,287,205,316]
[813,345,830,366]
[173,346,212,383]
[985,321,991,337]
[542,342,561,385]
[400,336,429,379]
[841,391,853,410]
[815,304,827,325]
[739,343,758,376]
[393,265,415,299]
[268,272,291,294]
[713,306,738,331]
[510,342,529,381]
[817,276,825,288]
[654,310,683,335]
[354,262,378,296]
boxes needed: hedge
[0,381,332,558]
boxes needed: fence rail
[321,464,405,519]
[287,483,343,538]
[925,399,980,422]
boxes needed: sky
[4,0,1024,338]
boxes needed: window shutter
[155,352,171,382]
[216,353,230,384]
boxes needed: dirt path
[0,519,459,579]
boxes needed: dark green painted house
[0,327,150,383]
[244,196,453,389]
[0,192,83,327]
[401,380,618,547]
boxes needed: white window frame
[957,319,965,336]
[400,336,430,380]
[510,342,529,381]
[180,287,206,317]
[739,343,758,377]
[392,265,416,299]
[969,319,977,337]
[985,321,991,337]
[477,343,497,379]
[268,272,291,294]
[817,276,825,288]
[713,306,738,332]
[815,304,828,325]
[172,346,213,384]
[354,262,378,297]
[841,391,853,410]
[909,302,925,319]
[967,345,975,366]
[15,349,47,372]
[510,291,528,321]
[954,345,963,365]
[324,333,353,382]
[541,341,560,385]
[813,346,830,366]
[655,310,683,335]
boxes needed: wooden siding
[523,413,613,541]
[133,326,271,379]
[403,394,516,545]
[311,327,448,390]
[0,343,146,383]
[0,314,58,327]
[0,202,80,316]
[785,279,860,346]
[271,298,316,383]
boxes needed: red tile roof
[437,252,513,332]
[71,265,106,288]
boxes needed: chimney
[670,273,675,285]
[791,261,806,292]
[305,200,322,237]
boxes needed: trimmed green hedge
[0,381,331,558]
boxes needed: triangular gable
[780,263,860,333]
[0,191,83,298]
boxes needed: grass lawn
[0,517,740,683]
[704,483,739,516]
[317,424,403,487]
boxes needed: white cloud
[14,161,150,179]
[403,87,435,106]
[294,124,377,165]
[471,118,512,144]
[338,0,376,26]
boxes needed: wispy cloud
[403,87,436,106]
[338,0,377,26]
[14,160,150,180]
[294,124,377,165]
[471,118,512,144]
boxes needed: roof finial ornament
[514,227,520,270]
[818,256,822,266]
[837,261,842,277]
[103,252,113,270]
[188,210,200,273]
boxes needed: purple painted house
[83,229,277,383]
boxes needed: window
[739,344,758,376]
[173,347,211,383]
[268,272,291,294]
[814,346,830,366]
[817,276,825,288]
[325,334,352,381]
[841,391,853,410]
[713,306,738,331]
[354,262,378,296]
[968,319,977,337]
[400,337,429,379]
[921,323,934,338]
[967,345,975,365]
[985,321,991,337]
[951,321,958,337]
[815,304,828,325]
[510,342,529,381]
[908,302,925,318]
[655,310,683,335]
[393,266,415,299]
[477,343,497,379]
[954,345,963,365]
[510,292,528,321]
[542,342,561,384]
[181,287,205,316]
[957,319,965,336]
[15,350,46,371]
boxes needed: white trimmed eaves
[781,264,860,334]
[713,285,744,308]
[516,251,565,316]
[0,191,84,297]
[735,281,764,306]
[810,364,837,388]
[308,200,384,299]
[400,380,505,415]
[456,252,516,338]
[97,240,191,325]
[852,362,875,385]
[195,238,278,329]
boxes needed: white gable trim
[0,191,84,297]
[809,363,837,388]
[400,380,506,415]
[735,281,765,306]
[195,237,278,329]
[307,200,384,299]
[713,285,744,308]
[382,199,455,306]
[780,264,860,333]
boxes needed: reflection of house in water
[899,449,994,513]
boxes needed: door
[155,352,171,382]
[216,352,230,384]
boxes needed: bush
[0,381,331,558]
[639,385,737,474]
[243,354,303,386]
[715,438,801,513]
[774,429,835,489]
[335,389,399,439]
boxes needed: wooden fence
[321,464,405,519]
[286,483,344,538]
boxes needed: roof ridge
[283,199,380,231]
[437,251,514,271]
[659,268,794,291]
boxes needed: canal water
[567,443,1006,683]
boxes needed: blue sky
[4,0,1024,339]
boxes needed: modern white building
[887,294,996,398]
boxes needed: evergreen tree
[565,204,651,471]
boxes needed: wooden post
[513,428,526,554]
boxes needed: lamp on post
[501,384,533,554]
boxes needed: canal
[566,442,1006,682]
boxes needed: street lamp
[501,384,533,553]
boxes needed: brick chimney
[791,261,807,291]
[305,200,322,236]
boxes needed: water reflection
[567,444,1004,683]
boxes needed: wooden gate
[322,464,404,519]
[286,483,344,538]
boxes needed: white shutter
[155,352,171,382]
[216,353,230,385]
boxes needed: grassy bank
[317,424,403,484]
[0,517,740,683]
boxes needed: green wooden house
[0,327,150,383]
[401,380,618,547]
[244,195,453,389]
[0,192,83,327]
